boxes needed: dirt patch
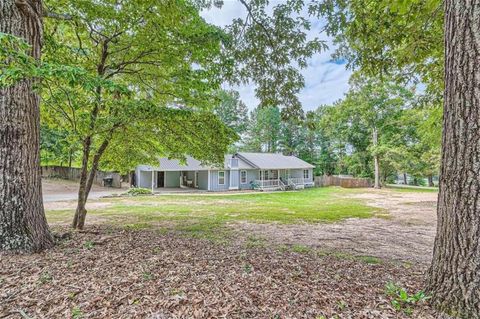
[42,178,126,204]
[234,189,438,266]
[0,227,435,318]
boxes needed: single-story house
[135,152,315,192]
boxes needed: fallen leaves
[0,226,435,318]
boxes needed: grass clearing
[46,187,384,241]
[385,184,439,193]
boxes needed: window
[218,171,225,185]
[270,170,279,180]
[240,170,247,184]
[303,169,309,179]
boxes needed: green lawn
[47,187,385,241]
[385,184,439,193]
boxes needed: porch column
[151,170,155,192]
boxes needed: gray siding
[289,168,313,182]
[239,169,258,189]
[209,170,230,191]
[137,169,153,188]
[229,169,239,189]
[165,171,180,187]
[198,171,208,190]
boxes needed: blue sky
[201,1,352,112]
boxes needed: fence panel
[41,166,122,188]
[314,175,371,188]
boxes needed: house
[134,152,315,192]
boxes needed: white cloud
[201,1,351,112]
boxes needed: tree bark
[372,127,380,189]
[403,173,407,185]
[427,0,480,316]
[72,137,110,229]
[72,137,91,229]
[0,0,53,251]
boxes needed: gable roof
[235,152,315,169]
[156,155,254,171]
[147,153,314,171]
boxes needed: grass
[385,184,438,193]
[47,187,385,241]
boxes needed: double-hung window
[240,170,247,184]
[218,171,225,185]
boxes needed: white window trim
[240,170,247,184]
[218,171,225,185]
[303,169,309,179]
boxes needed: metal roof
[236,152,315,169]
[154,155,254,171]
[140,153,314,171]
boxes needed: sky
[200,0,352,112]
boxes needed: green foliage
[222,0,326,117]
[38,271,53,284]
[213,90,249,136]
[127,188,153,196]
[83,240,95,249]
[71,306,83,319]
[242,105,282,152]
[385,282,430,315]
[39,0,237,181]
[317,75,416,179]
[322,0,443,97]
[0,32,37,86]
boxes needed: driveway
[42,178,126,202]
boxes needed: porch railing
[254,179,281,189]
[288,177,305,185]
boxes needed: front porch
[253,169,314,191]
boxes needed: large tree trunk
[0,0,53,251]
[427,0,480,316]
[372,127,380,189]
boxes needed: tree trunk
[427,175,434,187]
[72,138,91,229]
[72,138,110,229]
[427,0,480,316]
[372,127,380,189]
[403,173,407,185]
[0,0,53,251]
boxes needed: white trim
[151,170,154,192]
[218,171,225,185]
[207,170,211,190]
[303,169,309,179]
[240,170,247,184]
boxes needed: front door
[157,171,165,188]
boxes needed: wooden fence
[41,166,122,188]
[315,175,372,188]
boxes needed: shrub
[127,187,152,196]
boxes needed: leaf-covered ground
[1,227,435,318]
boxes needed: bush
[127,187,152,196]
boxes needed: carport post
[151,170,154,193]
